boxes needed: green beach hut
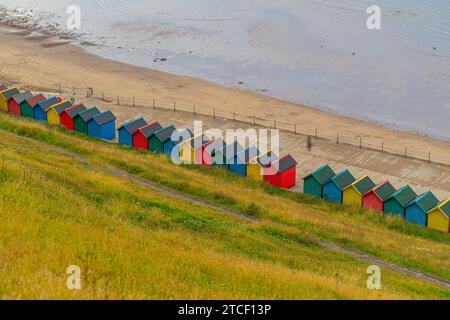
[384,185,417,217]
[149,125,177,153]
[303,165,336,197]
[73,107,100,134]
[20,94,46,118]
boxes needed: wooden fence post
[153,99,156,109]
[253,116,256,126]
[213,108,216,119]
[173,101,176,112]
[315,128,318,138]
[336,132,339,144]
[294,124,297,134]
[274,120,277,129]
[359,136,362,149]
[193,104,196,115]
[233,111,236,121]
[381,140,384,153]
[404,147,407,158]
[133,97,135,107]
[117,95,120,105]
[428,152,431,163]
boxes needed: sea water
[1,0,449,139]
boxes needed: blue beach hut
[87,110,117,140]
[118,117,148,146]
[34,97,61,121]
[405,191,440,226]
[323,169,356,203]
[229,146,259,176]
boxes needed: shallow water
[1,0,450,139]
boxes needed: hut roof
[119,117,148,135]
[52,101,73,114]
[332,170,356,191]
[0,84,7,91]
[25,94,46,108]
[1,88,20,100]
[387,185,417,207]
[409,191,440,212]
[172,128,194,144]
[78,107,100,122]
[372,181,396,201]
[351,176,376,195]
[183,133,209,149]
[276,154,298,173]
[38,97,61,111]
[441,199,450,216]
[91,110,116,126]
[10,91,33,104]
[64,104,87,118]
[139,122,163,139]
[154,125,177,143]
[304,165,335,185]
[236,146,259,164]
[251,150,278,167]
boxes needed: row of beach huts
[0,85,298,189]
[303,165,450,233]
[0,84,448,234]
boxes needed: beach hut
[0,84,7,92]
[20,94,46,118]
[60,104,87,130]
[202,139,227,166]
[7,91,33,116]
[384,185,417,217]
[405,191,440,226]
[264,154,298,189]
[342,176,376,207]
[247,150,278,181]
[34,97,62,121]
[427,198,450,233]
[87,110,117,140]
[229,146,259,176]
[149,125,177,154]
[47,100,73,125]
[118,117,148,146]
[73,107,100,134]
[224,141,245,169]
[179,132,209,164]
[132,121,163,151]
[0,88,20,112]
[303,165,336,197]
[323,169,356,203]
[362,180,396,212]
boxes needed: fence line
[16,82,450,167]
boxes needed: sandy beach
[1,24,449,161]
[1,24,449,199]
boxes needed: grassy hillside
[0,112,449,299]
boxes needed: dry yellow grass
[0,113,449,299]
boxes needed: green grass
[0,113,449,299]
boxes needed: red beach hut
[362,180,396,212]
[8,91,33,116]
[60,104,87,130]
[132,121,163,151]
[264,154,298,189]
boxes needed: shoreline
[1,5,449,143]
[1,24,450,166]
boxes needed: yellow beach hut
[0,88,20,112]
[47,100,73,125]
[427,198,450,233]
[342,175,375,207]
[179,132,208,164]
[247,150,278,181]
